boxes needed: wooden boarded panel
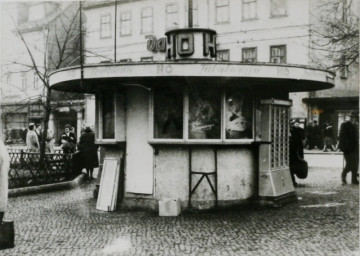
[96,158,120,212]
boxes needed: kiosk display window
[102,92,115,139]
[225,88,253,139]
[151,85,254,143]
[188,86,221,139]
[153,87,183,139]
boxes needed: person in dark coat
[289,120,304,186]
[59,124,76,153]
[323,122,336,152]
[78,124,99,180]
[305,121,315,150]
[338,111,359,185]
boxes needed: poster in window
[226,89,252,139]
[189,86,221,139]
[154,87,183,139]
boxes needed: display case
[258,99,296,203]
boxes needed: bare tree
[7,2,81,163]
[311,0,359,71]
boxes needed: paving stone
[1,167,359,255]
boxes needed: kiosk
[49,28,334,211]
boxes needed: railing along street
[7,149,77,189]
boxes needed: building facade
[83,0,358,138]
[1,1,95,144]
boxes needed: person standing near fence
[0,139,10,223]
[59,124,76,154]
[35,124,42,147]
[45,129,55,153]
[78,124,99,180]
[339,111,359,185]
[26,123,40,153]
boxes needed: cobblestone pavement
[1,167,358,256]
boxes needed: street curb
[8,173,87,197]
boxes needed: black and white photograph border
[0,0,358,255]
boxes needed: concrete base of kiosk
[256,192,298,208]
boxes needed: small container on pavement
[159,198,181,217]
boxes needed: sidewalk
[304,149,344,169]
[2,166,358,256]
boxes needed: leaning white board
[96,158,120,212]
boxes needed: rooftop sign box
[146,28,217,60]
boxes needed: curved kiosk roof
[50,61,334,93]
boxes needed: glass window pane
[102,92,115,139]
[154,87,183,139]
[189,86,221,139]
[225,89,253,139]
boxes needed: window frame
[215,0,230,24]
[242,0,257,21]
[97,91,117,142]
[100,13,112,39]
[141,6,154,34]
[119,11,132,36]
[270,0,288,18]
[21,72,27,91]
[141,57,154,62]
[119,58,132,63]
[340,55,348,79]
[270,45,286,63]
[149,86,255,144]
[33,73,39,89]
[217,49,230,61]
[242,47,257,63]
[166,3,179,29]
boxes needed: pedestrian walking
[338,111,359,185]
[0,139,10,223]
[289,120,305,186]
[26,123,39,153]
[323,122,336,152]
[305,121,315,150]
[59,124,76,153]
[77,124,99,180]
[313,120,322,149]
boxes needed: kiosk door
[125,87,154,194]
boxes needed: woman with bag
[78,125,99,180]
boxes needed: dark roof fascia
[302,96,359,103]
[83,0,142,10]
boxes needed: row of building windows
[15,72,40,91]
[99,0,287,39]
[105,45,285,64]
[217,45,286,63]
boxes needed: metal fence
[8,149,77,189]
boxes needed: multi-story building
[1,1,95,144]
[83,0,358,137]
